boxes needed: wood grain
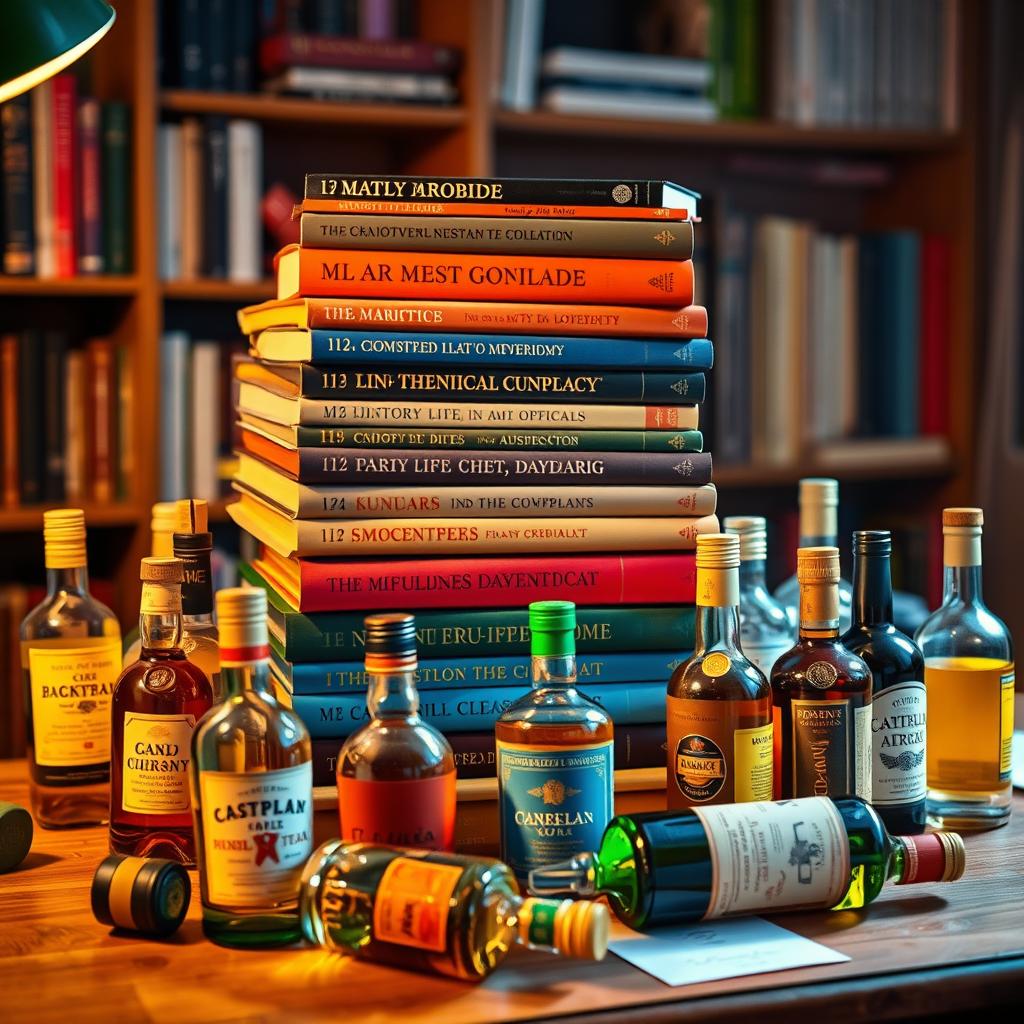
[0,759,1022,1024]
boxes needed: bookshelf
[0,0,983,627]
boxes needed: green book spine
[733,0,760,118]
[101,102,131,274]
[291,425,703,453]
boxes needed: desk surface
[1,759,1023,1024]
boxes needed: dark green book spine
[101,102,131,273]
[291,425,703,453]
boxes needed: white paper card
[609,916,849,987]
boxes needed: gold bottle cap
[175,498,209,534]
[140,556,184,584]
[799,477,839,539]
[723,516,767,561]
[150,502,178,557]
[942,507,983,529]
[796,546,840,583]
[43,508,87,569]
[216,586,268,653]
[695,533,740,570]
[519,898,609,961]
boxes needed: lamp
[0,0,116,105]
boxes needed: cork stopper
[139,556,184,584]
[43,509,87,569]
[723,516,767,561]
[896,832,966,885]
[150,502,178,557]
[519,897,609,961]
[943,507,983,529]
[175,498,209,534]
[216,586,268,657]
[797,546,840,584]
[363,613,417,673]
[696,533,740,570]
[799,477,838,540]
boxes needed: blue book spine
[890,232,920,437]
[302,331,714,371]
[278,650,691,694]
[292,681,668,738]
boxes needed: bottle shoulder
[770,638,872,692]
[20,590,120,641]
[114,653,213,704]
[339,718,454,776]
[195,690,310,745]
[668,652,771,701]
[840,624,925,679]
[916,599,1013,660]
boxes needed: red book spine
[260,34,458,75]
[919,235,950,435]
[295,552,696,612]
[51,75,77,278]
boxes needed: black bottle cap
[172,531,213,554]
[91,854,191,937]
[853,530,892,556]
[0,802,33,873]
[363,612,417,658]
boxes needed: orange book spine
[298,198,691,220]
[283,247,693,306]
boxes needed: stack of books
[229,173,715,787]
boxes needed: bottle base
[31,783,109,830]
[926,785,1012,832]
[202,906,305,949]
[108,824,196,865]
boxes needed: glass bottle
[495,601,614,882]
[109,557,213,863]
[841,530,927,835]
[191,587,313,948]
[123,501,179,665]
[21,509,122,828]
[666,533,773,807]
[723,516,794,675]
[770,547,873,800]
[300,839,609,980]
[172,499,221,700]
[337,612,456,849]
[528,796,965,929]
[915,508,1014,830]
[774,478,853,633]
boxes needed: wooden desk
[1,758,1022,1023]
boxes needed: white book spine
[190,341,222,500]
[31,83,55,278]
[228,119,262,283]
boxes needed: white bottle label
[199,762,314,908]
[742,640,792,677]
[855,703,872,802]
[871,681,926,806]
[693,797,851,918]
[121,712,196,814]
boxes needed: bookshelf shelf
[0,276,140,297]
[161,90,467,130]
[0,503,143,533]
[161,280,275,302]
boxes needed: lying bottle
[529,796,965,930]
[299,839,609,980]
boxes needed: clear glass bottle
[191,587,313,947]
[723,516,794,676]
[528,796,965,929]
[774,478,853,633]
[21,509,122,828]
[915,508,1014,830]
[300,840,609,980]
[123,501,179,665]
[666,533,773,807]
[495,601,614,883]
[109,557,212,863]
[337,612,456,849]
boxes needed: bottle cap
[800,477,839,505]
[91,854,191,936]
[529,600,576,658]
[799,477,839,540]
[150,502,179,557]
[853,529,892,556]
[697,532,740,570]
[216,586,268,661]
[723,516,767,561]
[896,832,966,885]
[796,546,840,584]
[175,498,209,535]
[363,612,418,672]
[43,508,87,570]
[139,556,184,584]
[519,897,609,961]
[943,507,983,529]
[0,801,33,873]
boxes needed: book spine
[303,174,675,207]
[293,681,668,737]
[1,336,20,506]
[17,331,44,503]
[179,0,206,89]
[298,330,714,370]
[294,448,713,486]
[1,96,35,275]
[230,0,257,91]
[285,248,694,306]
[51,75,77,278]
[87,339,115,503]
[159,332,190,500]
[227,119,263,281]
[180,118,203,278]
[260,34,459,75]
[190,342,221,500]
[919,234,949,434]
[282,650,691,694]
[291,425,704,452]
[207,0,230,92]
[298,366,706,405]
[299,214,694,259]
[287,551,697,612]
[101,102,131,274]
[76,97,103,274]
[293,298,709,338]
[115,346,133,500]
[42,333,67,501]
[203,118,229,277]
[300,198,691,220]
[31,83,54,278]
[358,0,395,39]
[157,123,182,279]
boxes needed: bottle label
[373,856,464,953]
[1000,668,1015,780]
[338,772,456,850]
[120,712,197,814]
[198,762,313,908]
[791,699,872,799]
[697,566,739,608]
[871,681,927,806]
[667,696,773,805]
[27,639,121,767]
[693,797,851,918]
[496,739,614,879]
[742,640,792,677]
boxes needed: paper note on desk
[609,916,849,987]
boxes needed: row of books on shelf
[710,212,951,467]
[0,80,131,278]
[160,0,458,104]
[0,334,130,508]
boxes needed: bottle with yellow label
[915,508,1014,830]
[667,533,773,808]
[20,509,122,828]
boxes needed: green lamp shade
[0,0,115,105]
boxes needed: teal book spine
[101,102,131,273]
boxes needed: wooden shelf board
[0,275,139,297]
[161,90,466,129]
[714,453,956,487]
[161,279,275,302]
[495,110,961,152]
[0,502,142,533]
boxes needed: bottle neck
[799,532,836,549]
[532,652,577,689]
[852,552,894,626]
[139,581,183,652]
[695,565,741,652]
[738,559,767,589]
[367,669,419,719]
[174,543,214,618]
[45,564,89,597]
[220,658,273,698]
[799,580,840,640]
[943,564,983,605]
